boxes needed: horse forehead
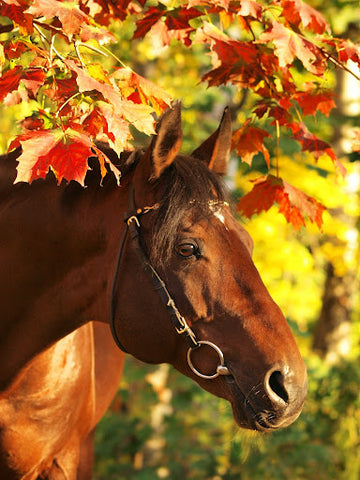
[210,206,254,256]
[182,205,254,256]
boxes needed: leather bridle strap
[110,183,231,380]
[110,184,199,353]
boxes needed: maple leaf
[97,102,133,154]
[0,65,23,101]
[165,6,202,30]
[112,69,172,114]
[14,129,61,183]
[293,123,346,175]
[79,24,116,45]
[133,4,167,39]
[13,128,120,185]
[4,40,29,60]
[0,0,33,34]
[294,90,336,117]
[335,39,360,65]
[232,121,271,167]
[45,74,78,103]
[26,0,91,37]
[279,0,330,34]
[65,60,155,135]
[237,175,325,229]
[21,67,47,98]
[260,22,326,75]
[237,0,263,20]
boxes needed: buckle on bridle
[176,316,194,336]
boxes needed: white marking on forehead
[214,209,225,224]
[208,201,229,228]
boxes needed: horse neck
[0,163,128,391]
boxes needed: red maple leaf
[45,74,78,103]
[0,65,23,101]
[133,4,167,39]
[4,40,29,60]
[279,0,330,34]
[26,0,91,36]
[335,39,360,65]
[293,123,346,175]
[294,90,336,117]
[0,0,33,34]
[13,130,60,183]
[13,129,120,185]
[164,6,202,30]
[0,65,46,101]
[232,121,271,167]
[237,174,325,229]
[21,67,47,98]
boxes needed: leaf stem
[56,92,81,118]
[33,23,64,62]
[74,41,86,68]
[76,42,109,58]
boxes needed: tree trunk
[312,55,360,361]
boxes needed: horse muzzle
[224,363,308,432]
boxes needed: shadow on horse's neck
[0,146,134,391]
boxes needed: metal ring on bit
[187,340,231,380]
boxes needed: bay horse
[0,103,307,479]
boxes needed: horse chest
[0,326,96,479]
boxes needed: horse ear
[149,101,183,180]
[192,107,232,176]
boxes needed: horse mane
[149,153,228,266]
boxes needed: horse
[0,103,307,479]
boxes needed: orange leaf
[232,121,270,167]
[260,22,326,75]
[26,0,90,36]
[280,0,330,34]
[112,69,172,115]
[237,175,325,230]
[293,123,346,176]
[294,90,336,117]
[14,130,60,183]
[66,60,155,135]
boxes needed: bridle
[110,183,231,380]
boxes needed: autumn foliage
[0,0,359,228]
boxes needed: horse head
[111,102,307,431]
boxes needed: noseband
[110,184,231,380]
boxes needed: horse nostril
[267,370,289,404]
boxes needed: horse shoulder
[0,323,122,479]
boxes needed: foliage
[1,0,360,227]
[93,352,360,480]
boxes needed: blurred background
[1,1,359,478]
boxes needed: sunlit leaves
[232,121,270,167]
[1,0,359,231]
[237,174,326,230]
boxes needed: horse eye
[175,243,198,258]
